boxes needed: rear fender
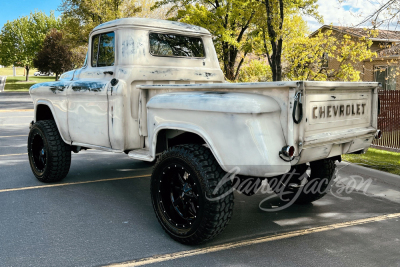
[147,92,291,177]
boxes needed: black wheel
[151,144,234,245]
[28,120,71,183]
[269,159,336,204]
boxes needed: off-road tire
[271,159,336,204]
[28,120,71,182]
[150,144,234,245]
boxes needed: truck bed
[137,81,379,167]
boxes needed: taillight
[281,146,295,157]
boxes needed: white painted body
[29,18,380,178]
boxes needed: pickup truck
[28,18,381,244]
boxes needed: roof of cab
[92,18,211,35]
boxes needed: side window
[375,66,397,90]
[387,66,397,90]
[91,32,115,67]
[149,33,205,58]
[92,35,100,67]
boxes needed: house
[310,25,400,90]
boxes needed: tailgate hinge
[293,91,303,124]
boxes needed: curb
[337,161,400,188]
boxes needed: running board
[128,149,154,162]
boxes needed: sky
[0,0,62,28]
[0,0,389,32]
[305,0,392,32]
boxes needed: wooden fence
[372,90,400,152]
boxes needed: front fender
[147,92,291,177]
[30,81,72,144]
[34,100,71,144]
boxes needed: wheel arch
[151,125,227,172]
[34,100,70,144]
[35,104,54,121]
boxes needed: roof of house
[92,18,210,35]
[376,43,400,57]
[310,25,400,42]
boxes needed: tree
[122,0,171,18]
[153,0,260,81]
[283,28,377,81]
[255,0,321,81]
[238,14,376,82]
[59,0,169,48]
[237,59,272,82]
[70,45,88,69]
[237,14,307,82]
[33,29,73,80]
[59,0,126,47]
[153,0,321,81]
[0,11,60,81]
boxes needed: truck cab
[32,18,224,152]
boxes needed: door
[68,31,116,148]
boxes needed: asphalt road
[0,92,399,267]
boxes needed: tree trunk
[225,67,235,81]
[55,73,59,81]
[25,66,30,81]
[222,43,240,81]
[264,0,284,81]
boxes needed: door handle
[103,71,114,75]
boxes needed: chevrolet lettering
[312,103,367,119]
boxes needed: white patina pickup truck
[29,18,381,244]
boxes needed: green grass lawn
[343,148,400,176]
[4,76,55,91]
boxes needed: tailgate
[297,82,380,163]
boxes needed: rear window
[149,33,205,58]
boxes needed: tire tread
[28,120,71,182]
[151,144,234,245]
